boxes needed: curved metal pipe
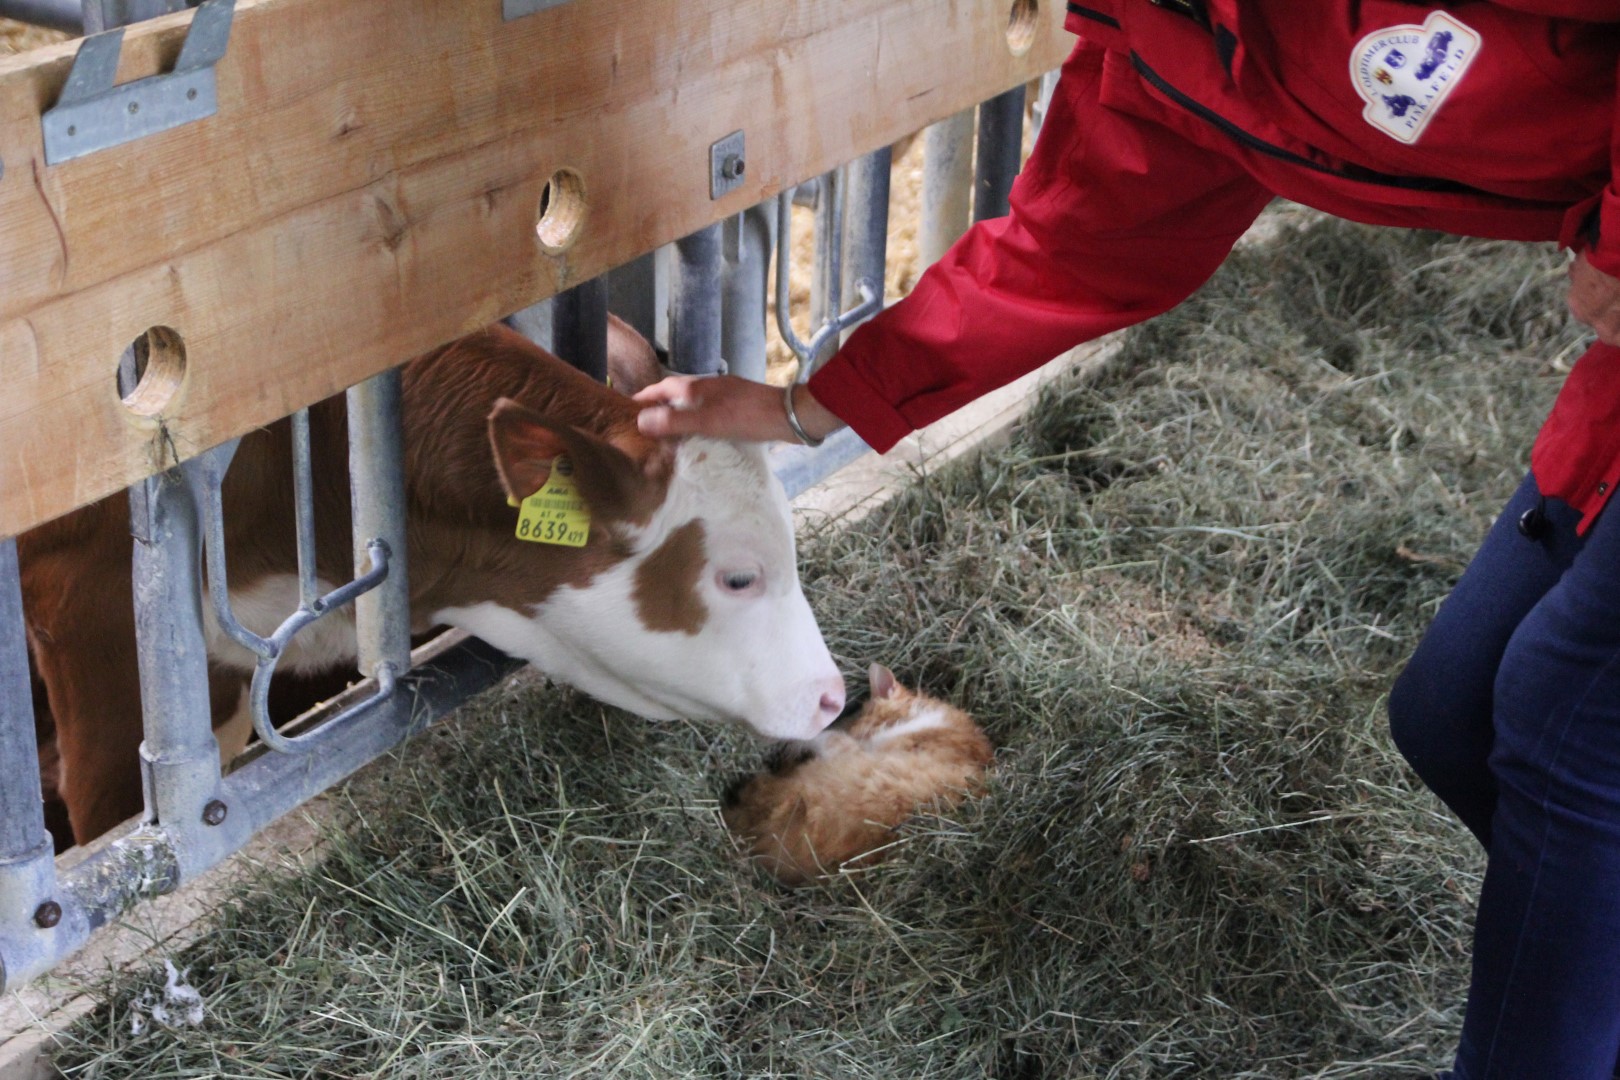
[0,0,82,32]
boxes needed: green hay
[48,211,1583,1078]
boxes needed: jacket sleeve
[807,45,1274,454]
[1591,33,1620,277]
[1520,3,1620,273]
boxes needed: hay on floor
[48,212,1581,1078]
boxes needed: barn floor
[30,212,1582,1077]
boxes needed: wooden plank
[0,0,1070,536]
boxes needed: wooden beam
[0,0,1070,536]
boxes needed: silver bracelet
[782,382,825,448]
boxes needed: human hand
[634,375,845,444]
[1568,250,1620,346]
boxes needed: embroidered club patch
[1350,11,1481,145]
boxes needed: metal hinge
[41,0,235,165]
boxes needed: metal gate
[0,0,1053,994]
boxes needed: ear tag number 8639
[514,456,591,547]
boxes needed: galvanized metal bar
[775,190,881,379]
[819,168,845,340]
[721,204,774,384]
[503,296,555,354]
[974,84,1026,223]
[841,145,892,342]
[551,276,610,382]
[0,0,81,31]
[791,177,821,211]
[0,541,47,865]
[346,368,413,689]
[775,193,812,370]
[291,409,320,609]
[1030,67,1061,143]
[920,107,975,268]
[189,440,275,662]
[221,635,515,833]
[607,247,672,358]
[0,632,520,992]
[129,470,224,856]
[808,168,840,332]
[242,541,394,756]
[81,0,186,33]
[770,427,873,501]
[670,224,725,376]
[0,818,178,995]
[188,435,396,758]
[0,539,56,983]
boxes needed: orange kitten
[723,664,993,886]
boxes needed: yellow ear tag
[513,455,591,547]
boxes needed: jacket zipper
[1129,52,1485,195]
[1146,0,1210,30]
[1067,3,1119,27]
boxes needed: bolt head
[33,901,62,929]
[202,799,228,826]
[721,154,746,180]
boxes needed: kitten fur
[723,664,993,886]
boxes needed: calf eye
[719,570,760,593]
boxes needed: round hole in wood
[1006,0,1039,56]
[118,326,187,418]
[536,168,587,254]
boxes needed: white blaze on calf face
[446,420,845,741]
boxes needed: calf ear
[487,398,660,522]
[868,663,899,700]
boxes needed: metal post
[721,204,774,384]
[920,108,975,268]
[0,0,81,30]
[0,543,46,867]
[670,224,725,376]
[81,0,186,33]
[842,145,892,341]
[346,369,413,696]
[550,277,610,382]
[608,247,672,358]
[1030,68,1061,143]
[974,84,1026,223]
[0,539,55,971]
[130,471,224,845]
[809,168,841,332]
[504,297,555,355]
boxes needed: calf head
[443,393,844,741]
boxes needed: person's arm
[635,376,843,444]
[1550,4,1620,341]
[642,43,1272,449]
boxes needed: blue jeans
[1390,474,1620,1079]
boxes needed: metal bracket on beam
[503,0,575,20]
[41,0,235,165]
[710,130,746,200]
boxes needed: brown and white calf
[20,323,845,845]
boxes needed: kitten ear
[868,663,899,699]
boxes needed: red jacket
[812,1,1620,531]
